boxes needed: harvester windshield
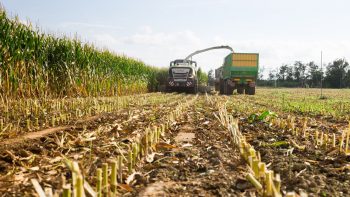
[169,67,193,79]
[170,59,197,67]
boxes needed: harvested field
[0,89,349,196]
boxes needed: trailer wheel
[219,80,224,94]
[223,80,229,95]
[225,80,233,95]
[250,87,256,95]
[245,86,255,95]
[215,82,219,91]
[237,87,244,94]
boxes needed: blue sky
[2,0,350,76]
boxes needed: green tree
[293,61,306,86]
[345,70,350,87]
[278,65,288,81]
[286,66,294,81]
[306,61,322,87]
[324,59,349,88]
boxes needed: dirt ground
[132,98,252,196]
[0,93,349,196]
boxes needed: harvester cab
[167,59,198,93]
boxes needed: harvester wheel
[193,82,198,94]
[165,86,171,93]
[193,88,198,94]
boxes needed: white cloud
[60,22,123,31]
[139,25,153,34]
[122,30,201,47]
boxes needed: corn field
[0,8,161,98]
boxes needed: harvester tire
[237,88,244,94]
[192,80,198,94]
[193,83,198,94]
[165,86,171,93]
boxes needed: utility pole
[320,51,323,98]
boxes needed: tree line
[258,59,350,88]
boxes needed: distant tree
[324,59,349,88]
[268,70,276,81]
[207,69,215,86]
[293,61,306,86]
[276,64,300,87]
[345,70,350,87]
[306,61,322,87]
[261,59,350,88]
[286,66,294,81]
[278,65,288,81]
[293,61,302,81]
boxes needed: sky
[2,0,350,77]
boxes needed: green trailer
[215,52,259,95]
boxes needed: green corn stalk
[0,8,163,99]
